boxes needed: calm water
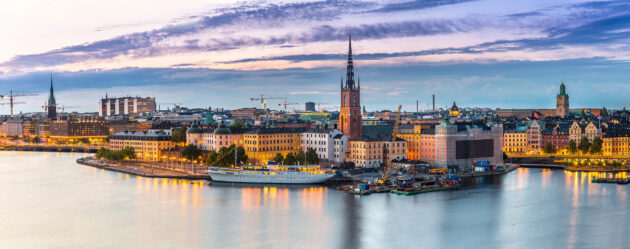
[1,151,629,249]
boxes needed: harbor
[3,151,629,249]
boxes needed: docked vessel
[207,164,335,184]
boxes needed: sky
[1,0,630,114]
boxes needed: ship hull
[208,169,334,184]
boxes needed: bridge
[0,144,104,153]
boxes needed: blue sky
[1,0,630,114]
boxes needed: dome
[186,121,202,134]
[214,121,232,135]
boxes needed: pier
[76,157,211,180]
[591,178,630,184]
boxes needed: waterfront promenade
[77,157,210,180]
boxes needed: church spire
[48,73,56,106]
[345,35,355,90]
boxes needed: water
[1,151,629,249]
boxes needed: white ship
[207,164,335,184]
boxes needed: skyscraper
[47,75,57,120]
[556,82,569,118]
[339,36,362,139]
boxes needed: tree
[590,136,603,154]
[171,127,187,144]
[578,136,591,154]
[305,148,319,165]
[568,140,577,154]
[544,142,554,154]
[206,150,218,166]
[284,152,297,165]
[235,145,248,165]
[273,153,284,165]
[296,150,306,165]
[182,144,201,161]
[229,119,245,128]
[122,147,137,160]
[601,107,608,116]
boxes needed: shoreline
[76,157,211,180]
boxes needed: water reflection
[2,152,630,249]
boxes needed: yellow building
[503,130,528,154]
[603,136,630,157]
[348,137,407,168]
[243,128,303,163]
[109,131,175,161]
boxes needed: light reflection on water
[1,152,629,249]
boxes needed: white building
[299,129,346,163]
[332,133,348,164]
[99,96,156,117]
[1,120,24,136]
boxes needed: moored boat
[207,164,335,184]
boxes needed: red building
[339,36,362,139]
[542,124,570,151]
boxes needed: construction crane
[277,100,299,110]
[0,91,38,116]
[249,95,286,109]
[382,104,403,183]
[41,103,78,113]
[316,102,329,111]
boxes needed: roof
[245,128,308,135]
[111,131,171,141]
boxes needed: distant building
[339,36,362,139]
[305,102,316,112]
[186,121,247,152]
[1,120,24,136]
[556,82,569,118]
[47,76,57,120]
[50,118,109,140]
[99,96,156,117]
[108,120,139,135]
[110,131,174,161]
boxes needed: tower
[556,82,569,118]
[339,35,362,139]
[47,74,57,120]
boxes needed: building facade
[110,131,175,161]
[434,122,503,170]
[299,129,346,162]
[243,128,303,164]
[527,121,543,152]
[186,122,246,152]
[339,36,362,139]
[99,96,156,117]
[348,137,407,168]
[569,121,601,142]
[1,120,24,136]
[503,130,528,153]
[50,118,109,140]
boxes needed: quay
[1,144,101,153]
[591,177,630,184]
[76,157,211,180]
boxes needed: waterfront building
[50,118,109,141]
[339,36,362,139]
[299,129,346,162]
[99,96,156,117]
[1,120,24,136]
[433,121,503,170]
[186,121,247,152]
[503,130,528,153]
[243,128,304,163]
[22,120,36,137]
[110,131,174,161]
[526,121,544,152]
[47,76,57,120]
[35,122,50,137]
[541,124,570,151]
[569,121,601,142]
[602,124,630,156]
[348,137,407,168]
[331,133,348,164]
[556,82,569,118]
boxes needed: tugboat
[208,160,335,184]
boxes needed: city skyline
[2,0,630,113]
